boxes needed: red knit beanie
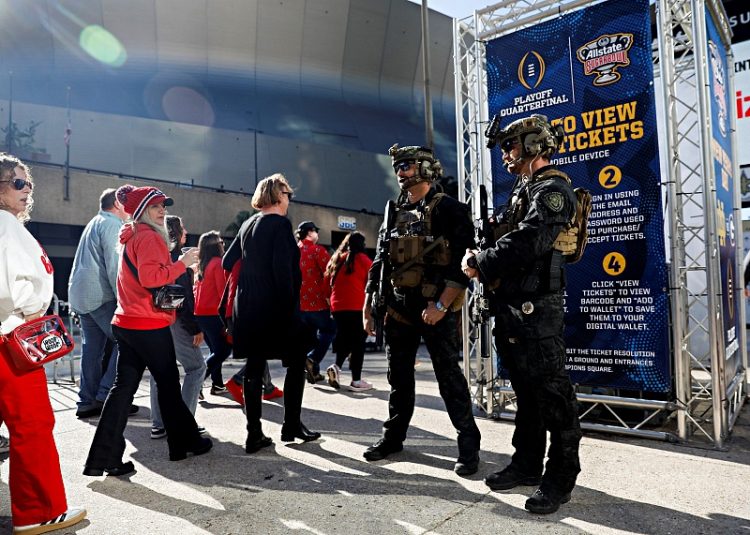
[115,184,173,221]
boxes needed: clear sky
[407,0,495,20]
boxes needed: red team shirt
[298,238,331,312]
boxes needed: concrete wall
[30,163,383,248]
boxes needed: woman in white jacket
[0,153,86,535]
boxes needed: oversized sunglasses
[1,178,33,190]
[393,160,415,172]
[281,191,294,200]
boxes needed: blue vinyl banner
[705,7,742,384]
[486,0,671,391]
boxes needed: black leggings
[332,310,367,382]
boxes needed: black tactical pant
[494,293,582,494]
[382,310,481,460]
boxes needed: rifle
[472,184,492,359]
[370,199,396,322]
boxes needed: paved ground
[1,349,749,535]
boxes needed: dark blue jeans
[196,315,233,387]
[300,310,336,374]
[76,301,118,409]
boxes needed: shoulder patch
[543,191,564,212]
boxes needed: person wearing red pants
[0,153,86,534]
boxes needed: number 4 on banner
[603,252,626,276]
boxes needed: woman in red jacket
[193,230,233,395]
[84,185,212,474]
[323,232,373,391]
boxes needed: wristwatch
[435,301,448,313]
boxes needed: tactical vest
[496,169,590,263]
[493,169,585,293]
[388,192,451,297]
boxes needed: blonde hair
[251,173,293,210]
[0,153,33,223]
[137,206,170,245]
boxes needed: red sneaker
[262,386,284,401]
[225,379,245,406]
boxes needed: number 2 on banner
[603,252,626,276]
[598,165,622,189]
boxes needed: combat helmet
[485,114,564,159]
[388,144,443,190]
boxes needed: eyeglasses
[393,160,415,172]
[1,178,33,191]
[500,138,520,152]
[281,191,294,200]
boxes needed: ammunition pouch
[389,236,451,266]
[391,266,424,288]
[553,227,578,255]
[389,235,451,290]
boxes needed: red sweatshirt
[323,252,373,312]
[194,256,227,317]
[112,223,186,330]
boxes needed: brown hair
[324,231,366,282]
[0,153,33,223]
[197,230,223,279]
[251,173,293,210]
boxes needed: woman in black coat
[225,173,320,453]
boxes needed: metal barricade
[49,294,80,385]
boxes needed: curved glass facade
[0,0,457,212]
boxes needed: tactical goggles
[1,178,33,190]
[500,138,520,152]
[393,160,416,172]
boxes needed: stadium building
[0,0,457,299]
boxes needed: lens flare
[79,25,126,67]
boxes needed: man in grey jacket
[69,188,135,418]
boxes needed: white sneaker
[326,364,341,389]
[348,379,374,392]
[0,434,9,454]
[13,507,87,534]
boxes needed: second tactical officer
[462,114,582,514]
[363,144,481,476]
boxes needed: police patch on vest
[543,192,564,212]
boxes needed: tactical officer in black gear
[362,144,481,476]
[462,114,582,514]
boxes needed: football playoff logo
[517,51,546,90]
[576,33,633,86]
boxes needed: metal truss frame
[454,0,748,447]
[658,0,748,447]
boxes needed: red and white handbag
[1,315,75,372]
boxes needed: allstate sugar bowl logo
[577,33,633,86]
[708,40,728,137]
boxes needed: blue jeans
[300,310,336,374]
[196,315,233,387]
[151,317,207,429]
[76,301,118,409]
